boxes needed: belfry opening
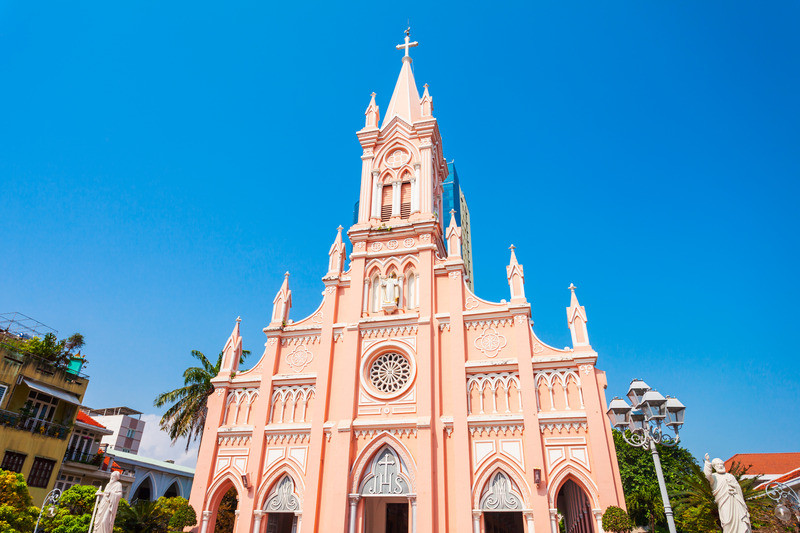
[188,28,626,533]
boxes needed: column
[233,510,240,533]
[524,511,535,533]
[549,509,559,533]
[472,510,482,533]
[392,181,401,217]
[593,509,604,532]
[200,510,212,533]
[371,172,381,218]
[411,163,420,213]
[294,512,302,533]
[408,495,417,533]
[348,494,360,533]
[252,510,264,533]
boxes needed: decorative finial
[396,28,419,59]
[568,283,577,292]
[337,225,343,231]
[284,271,290,278]
[371,92,376,97]
[236,316,241,323]
[424,83,429,89]
[509,244,516,251]
[450,209,456,215]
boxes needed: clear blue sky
[2,1,798,463]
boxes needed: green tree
[0,469,39,533]
[155,496,197,530]
[154,349,248,449]
[116,499,171,533]
[39,485,98,533]
[214,488,238,533]
[602,505,633,533]
[21,332,85,367]
[612,430,695,532]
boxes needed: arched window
[371,275,382,312]
[380,184,392,222]
[406,271,418,309]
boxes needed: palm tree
[154,349,249,450]
[117,499,171,533]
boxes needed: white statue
[704,453,751,533]
[91,470,123,533]
[381,274,400,305]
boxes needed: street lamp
[606,379,686,533]
[765,481,800,524]
[34,487,61,533]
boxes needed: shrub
[602,505,633,533]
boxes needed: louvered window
[380,185,393,222]
[28,457,56,488]
[400,182,411,219]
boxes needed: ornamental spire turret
[506,245,526,302]
[364,92,379,129]
[382,28,422,128]
[566,283,590,348]
[326,226,346,277]
[446,210,462,258]
[270,272,292,326]
[220,316,243,374]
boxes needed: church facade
[188,32,625,533]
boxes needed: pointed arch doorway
[352,445,416,533]
[260,476,301,533]
[475,471,530,533]
[555,479,595,533]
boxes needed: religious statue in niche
[380,273,401,313]
[704,453,752,533]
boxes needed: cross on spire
[396,27,418,58]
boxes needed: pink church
[189,31,625,533]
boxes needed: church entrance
[357,445,414,533]
[363,497,409,533]
[483,511,524,533]
[265,512,296,533]
[386,502,409,533]
[555,479,595,533]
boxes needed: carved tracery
[479,471,523,511]
[264,476,301,512]
[359,446,411,496]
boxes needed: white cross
[396,27,418,58]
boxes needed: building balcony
[63,450,104,466]
[0,409,71,439]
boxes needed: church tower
[189,30,625,533]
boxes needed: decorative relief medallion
[474,327,507,358]
[579,364,593,375]
[326,286,336,295]
[387,240,399,250]
[370,242,383,252]
[355,242,366,251]
[369,353,411,394]
[532,343,544,354]
[420,234,431,243]
[403,237,415,248]
[514,315,528,325]
[268,338,277,346]
[448,271,461,280]
[465,297,479,310]
[286,345,314,372]
[312,311,323,324]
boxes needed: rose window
[369,352,411,394]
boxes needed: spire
[364,92,380,129]
[506,245,526,302]
[270,272,292,326]
[220,316,243,374]
[566,283,590,348]
[446,209,462,258]
[420,83,433,117]
[326,225,346,277]
[382,29,422,128]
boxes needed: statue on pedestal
[704,453,752,533]
[380,273,401,312]
[90,470,123,533]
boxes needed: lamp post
[34,487,61,533]
[765,481,800,524]
[606,379,686,533]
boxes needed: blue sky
[2,1,798,464]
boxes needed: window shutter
[400,182,411,219]
[381,185,392,222]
